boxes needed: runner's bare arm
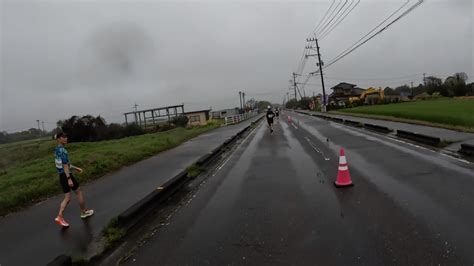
[63,164,71,177]
[70,165,83,173]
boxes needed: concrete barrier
[363,123,392,133]
[47,255,72,266]
[117,169,189,228]
[459,144,474,156]
[344,120,362,127]
[330,117,344,123]
[116,118,263,229]
[396,130,441,146]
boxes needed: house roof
[184,109,211,115]
[331,82,357,90]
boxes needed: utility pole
[238,91,243,113]
[315,38,327,112]
[36,120,41,132]
[242,92,246,112]
[306,37,327,112]
[133,103,139,124]
[292,72,298,101]
[423,73,426,86]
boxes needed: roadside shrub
[414,92,431,101]
[171,115,189,127]
[122,123,144,137]
[157,124,176,132]
[105,123,125,140]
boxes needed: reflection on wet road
[123,111,474,265]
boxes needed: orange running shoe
[55,216,70,227]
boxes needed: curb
[344,120,362,127]
[330,117,344,123]
[396,130,441,146]
[47,255,72,266]
[47,115,264,265]
[459,144,474,156]
[116,117,261,228]
[294,111,444,147]
[363,123,392,134]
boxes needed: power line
[315,0,346,38]
[325,0,423,69]
[311,0,337,37]
[324,73,420,81]
[295,1,336,78]
[316,0,351,38]
[324,0,411,68]
[296,0,346,86]
[320,0,361,40]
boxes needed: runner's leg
[58,193,71,217]
[75,188,86,212]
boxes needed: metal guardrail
[224,112,258,125]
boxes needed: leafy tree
[0,132,7,144]
[424,76,445,95]
[297,97,312,110]
[412,84,427,96]
[444,73,469,96]
[384,87,398,96]
[394,85,411,96]
[256,101,272,112]
[285,98,298,109]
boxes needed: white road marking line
[304,136,331,161]
[295,111,473,167]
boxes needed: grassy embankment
[334,98,474,132]
[0,121,222,216]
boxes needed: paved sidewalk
[297,110,474,151]
[0,117,261,266]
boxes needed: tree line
[284,72,473,110]
[384,72,473,97]
[0,114,190,145]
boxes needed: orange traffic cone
[335,148,353,187]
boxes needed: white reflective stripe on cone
[338,166,348,171]
[339,156,347,165]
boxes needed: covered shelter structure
[124,104,185,127]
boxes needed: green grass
[186,164,206,178]
[102,217,126,249]
[0,122,221,216]
[335,99,474,132]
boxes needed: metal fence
[224,111,258,125]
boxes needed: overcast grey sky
[0,0,472,132]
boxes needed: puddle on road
[280,122,341,213]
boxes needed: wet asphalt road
[0,117,260,266]
[122,111,474,266]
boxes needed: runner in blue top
[54,132,94,228]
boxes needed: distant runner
[266,106,275,134]
[54,132,94,228]
[275,108,280,120]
